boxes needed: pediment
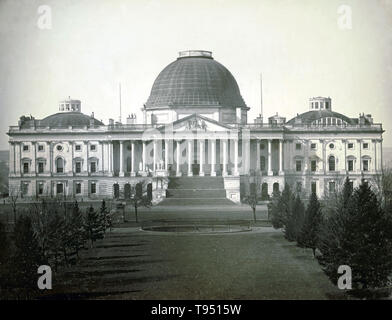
[170,114,233,132]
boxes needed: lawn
[40,219,344,299]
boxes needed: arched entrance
[147,183,153,201]
[261,183,269,200]
[273,182,279,193]
[113,183,120,199]
[124,183,131,199]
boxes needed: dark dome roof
[39,112,104,127]
[145,52,247,109]
[287,110,354,125]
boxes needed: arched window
[56,157,64,173]
[328,156,335,171]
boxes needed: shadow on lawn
[38,290,142,300]
[62,269,142,278]
[95,243,147,249]
[86,254,149,261]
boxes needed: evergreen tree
[0,221,8,265]
[285,195,305,242]
[69,201,86,258]
[318,180,392,296]
[268,189,283,228]
[297,192,322,256]
[46,210,66,271]
[84,205,104,247]
[12,215,43,296]
[100,199,112,232]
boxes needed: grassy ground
[37,206,344,300]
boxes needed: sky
[0,0,392,149]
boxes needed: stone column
[119,141,124,177]
[321,139,326,174]
[176,140,181,176]
[222,139,228,176]
[84,141,89,174]
[142,140,146,171]
[153,139,157,172]
[108,141,113,176]
[49,142,53,175]
[210,139,216,176]
[373,139,377,172]
[165,139,169,171]
[357,139,362,172]
[343,139,347,172]
[279,139,284,175]
[32,142,37,175]
[234,138,239,176]
[131,141,136,176]
[199,139,205,176]
[267,139,273,176]
[69,141,74,174]
[256,139,260,171]
[187,139,193,176]
[100,141,104,173]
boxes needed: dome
[145,50,247,109]
[287,110,354,125]
[39,112,104,128]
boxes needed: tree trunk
[253,207,256,223]
[135,204,138,223]
[312,247,316,257]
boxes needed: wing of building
[7,50,384,203]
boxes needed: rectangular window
[329,181,336,193]
[296,160,302,172]
[296,182,302,193]
[23,162,29,173]
[90,162,96,173]
[90,145,96,151]
[348,160,354,172]
[348,143,354,149]
[75,145,81,151]
[311,160,317,172]
[363,143,369,149]
[91,183,96,194]
[310,143,317,150]
[295,143,302,150]
[38,145,44,151]
[363,160,369,171]
[315,102,319,109]
[75,162,81,173]
[325,101,329,109]
[23,145,29,151]
[311,182,317,194]
[76,183,81,194]
[56,183,63,194]
[38,183,44,195]
[38,162,44,173]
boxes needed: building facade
[7,50,384,203]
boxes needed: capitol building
[7,50,384,204]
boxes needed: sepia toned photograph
[1,0,392,306]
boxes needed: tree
[8,185,20,223]
[285,194,305,242]
[68,201,86,258]
[268,189,283,228]
[12,215,44,297]
[129,184,152,223]
[100,199,113,232]
[297,192,322,256]
[318,180,392,297]
[243,194,258,222]
[84,205,104,247]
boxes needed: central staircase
[158,176,235,206]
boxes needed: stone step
[166,189,227,198]
[158,198,235,206]
[168,177,224,189]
